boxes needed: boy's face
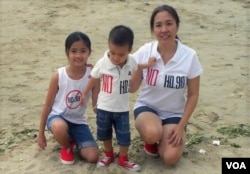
[108,42,132,67]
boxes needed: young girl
[37,31,99,165]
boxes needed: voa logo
[226,162,246,170]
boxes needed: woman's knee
[135,114,162,143]
[142,127,162,143]
[162,152,181,165]
[160,147,183,165]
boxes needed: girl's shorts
[47,115,97,149]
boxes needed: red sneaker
[60,147,74,164]
[118,155,141,172]
[144,143,158,157]
[97,151,114,167]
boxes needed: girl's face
[108,42,131,68]
[66,40,90,67]
[153,11,178,44]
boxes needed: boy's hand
[86,63,94,69]
[148,57,156,67]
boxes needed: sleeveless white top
[48,66,91,124]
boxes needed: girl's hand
[167,125,184,147]
[37,133,47,150]
[93,106,97,114]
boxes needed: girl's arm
[80,77,99,106]
[37,72,59,149]
[91,78,100,112]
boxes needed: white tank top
[48,66,91,124]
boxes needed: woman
[130,5,203,165]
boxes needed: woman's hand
[167,125,185,147]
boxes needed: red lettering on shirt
[146,69,159,86]
[102,75,113,93]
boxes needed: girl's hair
[150,5,180,39]
[108,25,134,50]
[65,31,91,51]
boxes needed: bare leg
[119,145,128,156]
[103,139,113,152]
[158,124,185,165]
[79,147,99,163]
[135,112,162,144]
[51,119,71,148]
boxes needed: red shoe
[60,141,75,164]
[144,143,158,157]
[97,150,114,167]
[118,155,141,172]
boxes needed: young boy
[80,25,155,172]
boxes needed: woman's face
[152,11,179,44]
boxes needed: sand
[0,0,249,173]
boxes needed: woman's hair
[150,5,180,34]
[65,31,91,52]
[108,25,134,50]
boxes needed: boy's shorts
[134,106,182,125]
[47,115,97,149]
[96,109,131,147]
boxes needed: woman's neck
[157,40,177,64]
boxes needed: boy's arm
[129,68,143,93]
[137,57,156,70]
[129,57,156,93]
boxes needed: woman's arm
[179,76,200,128]
[168,76,200,146]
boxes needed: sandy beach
[0,0,249,173]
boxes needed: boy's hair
[65,31,91,52]
[108,25,134,50]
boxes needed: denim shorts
[96,109,130,146]
[46,115,97,149]
[134,106,182,125]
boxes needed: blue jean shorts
[134,106,182,125]
[96,109,130,146]
[46,115,97,149]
